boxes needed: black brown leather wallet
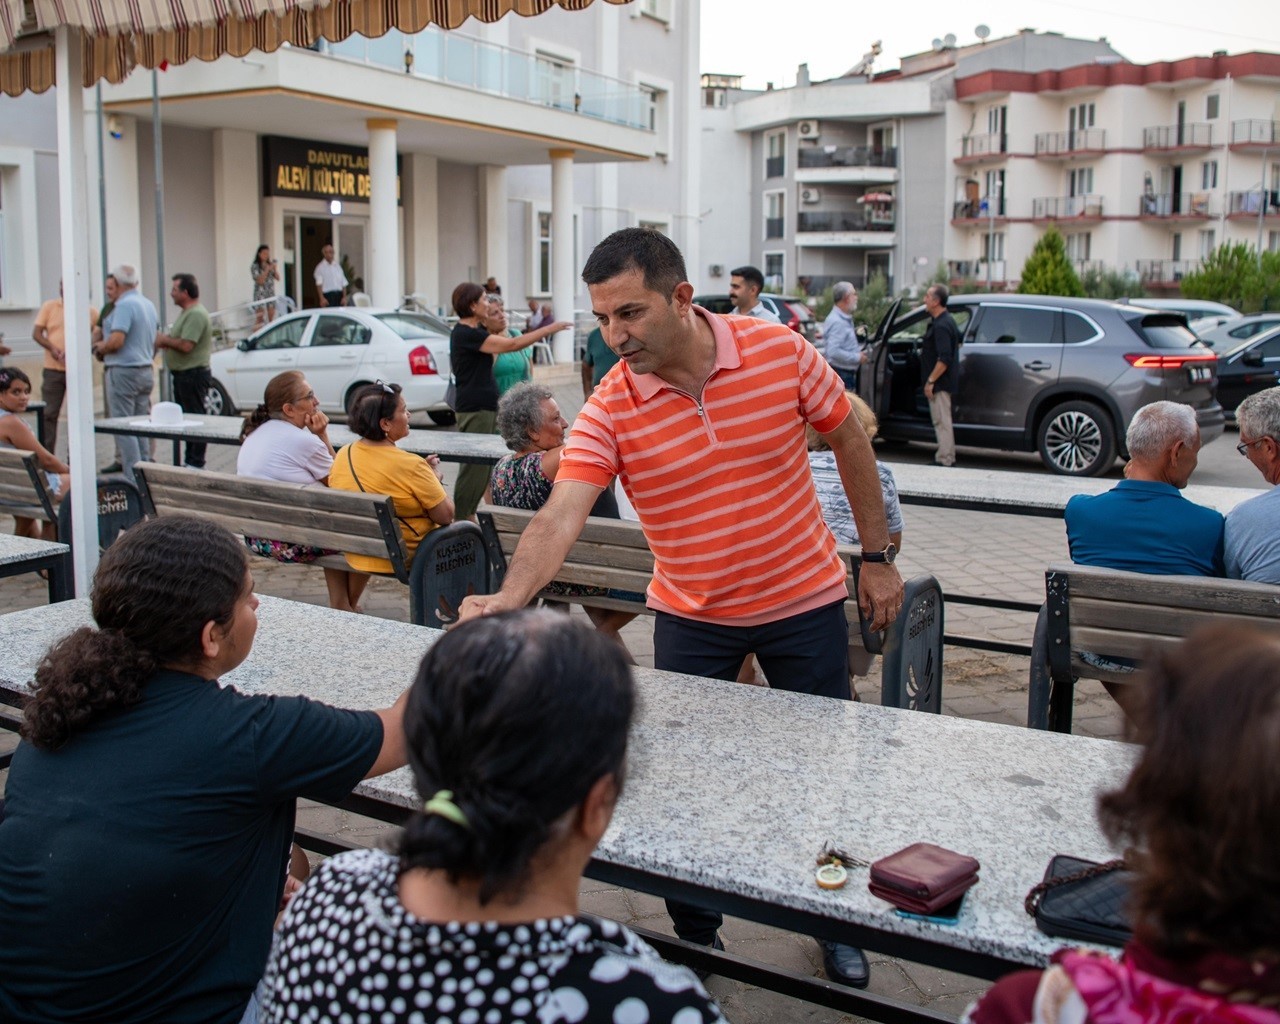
[868,843,981,915]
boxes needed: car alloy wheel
[1037,400,1116,476]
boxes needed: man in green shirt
[155,273,213,468]
[580,326,622,397]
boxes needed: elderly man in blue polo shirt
[821,281,866,390]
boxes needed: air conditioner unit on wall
[801,187,822,204]
[798,120,820,139]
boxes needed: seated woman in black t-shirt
[0,516,410,1024]
[263,609,726,1024]
[449,281,569,521]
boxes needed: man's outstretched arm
[456,480,604,622]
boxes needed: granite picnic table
[0,533,72,602]
[94,415,509,466]
[0,594,1134,983]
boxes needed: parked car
[208,308,455,424]
[863,294,1225,476]
[1121,297,1240,321]
[1214,326,1280,418]
[693,293,818,344]
[1195,312,1280,349]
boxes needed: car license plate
[1188,364,1213,383]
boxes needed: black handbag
[1024,855,1133,947]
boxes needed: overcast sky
[699,0,1278,90]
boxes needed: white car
[1195,312,1280,349]
[208,308,455,424]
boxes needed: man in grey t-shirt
[1225,387,1280,585]
[92,264,157,481]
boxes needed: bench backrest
[135,463,413,582]
[1045,562,1280,682]
[0,449,55,522]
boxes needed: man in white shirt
[729,266,781,323]
[314,244,348,308]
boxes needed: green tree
[1080,265,1144,301]
[1181,243,1280,312]
[1017,226,1084,297]
[853,271,894,333]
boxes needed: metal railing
[1031,194,1104,219]
[798,146,897,169]
[765,155,785,178]
[324,27,652,130]
[798,274,894,296]
[1227,189,1280,216]
[209,296,297,350]
[947,259,1007,282]
[1034,129,1105,156]
[958,132,1006,159]
[952,196,1006,219]
[1230,119,1280,146]
[1137,191,1213,217]
[765,216,785,239]
[796,211,895,233]
[1136,259,1201,282]
[1142,122,1212,149]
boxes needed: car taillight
[1123,352,1217,369]
[408,345,438,375]
[788,314,800,332]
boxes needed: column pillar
[549,148,575,363]
[367,119,400,308]
[478,165,508,293]
[212,129,259,311]
[404,154,440,309]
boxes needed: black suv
[863,295,1225,476]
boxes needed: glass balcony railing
[798,146,897,169]
[796,211,895,232]
[322,28,652,131]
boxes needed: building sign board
[262,135,402,205]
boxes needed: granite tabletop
[0,533,70,567]
[0,596,1135,971]
[94,416,508,465]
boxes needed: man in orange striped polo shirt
[458,228,903,986]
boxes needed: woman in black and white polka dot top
[261,609,727,1024]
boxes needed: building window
[1206,93,1220,119]
[1202,160,1218,190]
[1199,229,1216,258]
[635,74,672,156]
[984,168,1006,214]
[982,232,1005,262]
[703,86,727,108]
[1068,167,1093,196]
[534,50,575,111]
[536,211,552,294]
[987,105,1006,136]
[763,252,785,291]
[765,131,785,178]
[0,149,39,308]
[1069,103,1095,130]
[1065,232,1092,260]
[635,0,671,23]
[1172,233,1182,261]
[765,191,785,240]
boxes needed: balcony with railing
[326,26,652,130]
[952,196,1007,223]
[947,259,1008,284]
[798,147,898,169]
[1226,189,1280,218]
[796,211,895,233]
[955,132,1007,164]
[1034,129,1106,159]
[1031,195,1104,221]
[799,273,894,296]
[1142,123,1213,152]
[1137,192,1214,218]
[765,217,785,239]
[1136,259,1201,285]
[1230,119,1280,150]
[765,155,786,178]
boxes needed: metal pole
[96,84,110,417]
[986,179,994,291]
[152,70,170,401]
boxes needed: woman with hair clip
[263,609,727,1024]
[0,516,409,1024]
[967,625,1280,1024]
[329,380,454,574]
[0,366,71,541]
[237,369,367,613]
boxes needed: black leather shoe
[821,940,870,988]
[694,934,725,982]
[99,461,122,474]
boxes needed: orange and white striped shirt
[559,308,852,625]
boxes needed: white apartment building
[0,1,700,361]
[947,51,1280,291]
[699,30,1122,300]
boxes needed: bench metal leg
[46,551,73,602]
[1027,606,1052,729]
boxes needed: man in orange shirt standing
[459,228,903,988]
[32,282,99,455]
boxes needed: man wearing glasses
[1225,387,1280,584]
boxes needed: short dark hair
[172,273,198,300]
[22,517,247,749]
[451,282,485,318]
[346,381,402,441]
[731,265,765,293]
[1097,626,1280,959]
[927,283,949,307]
[582,227,687,298]
[397,609,634,904]
[0,367,32,392]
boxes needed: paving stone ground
[0,371,1126,1021]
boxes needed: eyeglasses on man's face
[1236,435,1274,456]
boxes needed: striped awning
[0,0,629,96]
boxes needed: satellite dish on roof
[975,24,991,40]
[931,38,944,51]
[943,33,957,48]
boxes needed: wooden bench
[0,448,56,525]
[1028,562,1280,732]
[477,503,946,712]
